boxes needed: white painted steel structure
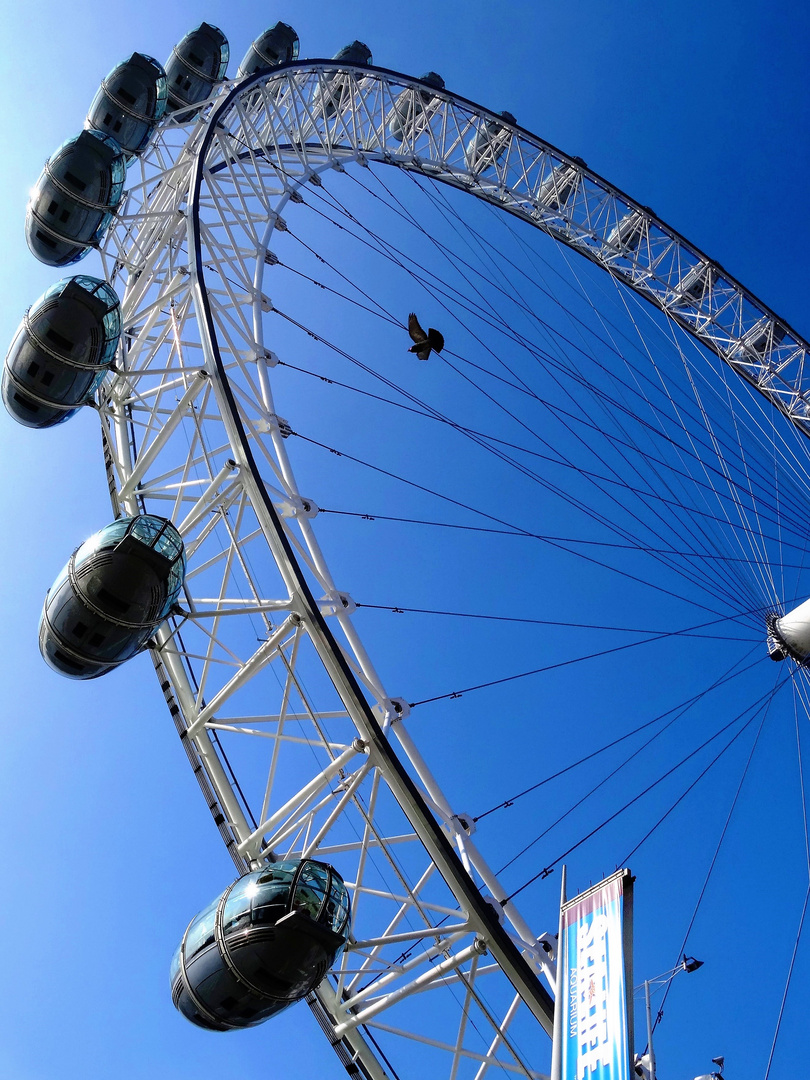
[91,61,810,1080]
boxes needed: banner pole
[550,864,567,1080]
[645,978,656,1080]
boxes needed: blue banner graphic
[560,870,633,1080]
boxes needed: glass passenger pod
[165,23,229,114]
[387,72,445,143]
[534,162,579,214]
[671,261,714,309]
[315,41,372,120]
[606,207,648,255]
[85,53,168,157]
[3,276,121,428]
[237,22,299,77]
[25,130,126,267]
[331,41,372,65]
[740,319,787,362]
[465,110,517,174]
[39,515,185,680]
[171,860,351,1032]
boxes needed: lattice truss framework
[93,63,808,1080]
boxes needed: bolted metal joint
[535,931,557,960]
[273,494,319,519]
[318,591,357,616]
[256,413,292,438]
[254,347,279,367]
[387,697,411,722]
[482,896,505,924]
[452,812,476,836]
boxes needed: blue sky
[1,1,809,1078]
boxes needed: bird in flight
[407,313,444,361]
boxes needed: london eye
[2,7,808,1080]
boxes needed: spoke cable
[319,505,810,571]
[763,884,810,1080]
[290,430,757,624]
[354,601,756,640]
[645,675,776,1038]
[406,625,758,710]
[278,181,810,613]
[318,164,810,543]
[475,646,763,822]
[504,672,791,902]
[492,650,766,876]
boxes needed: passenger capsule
[171,860,351,1031]
[165,23,229,113]
[606,209,646,253]
[466,110,516,173]
[3,276,120,428]
[332,41,372,65]
[672,261,713,306]
[388,72,445,143]
[86,53,167,157]
[535,163,578,213]
[39,515,185,680]
[237,22,299,77]
[25,130,126,266]
[742,320,786,358]
[315,42,372,120]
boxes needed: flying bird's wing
[427,328,445,353]
[408,312,428,344]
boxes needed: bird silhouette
[407,312,444,361]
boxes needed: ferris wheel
[9,18,810,1080]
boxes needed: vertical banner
[560,868,634,1080]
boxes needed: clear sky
[0,1,809,1079]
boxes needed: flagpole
[550,864,567,1080]
[644,978,656,1080]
